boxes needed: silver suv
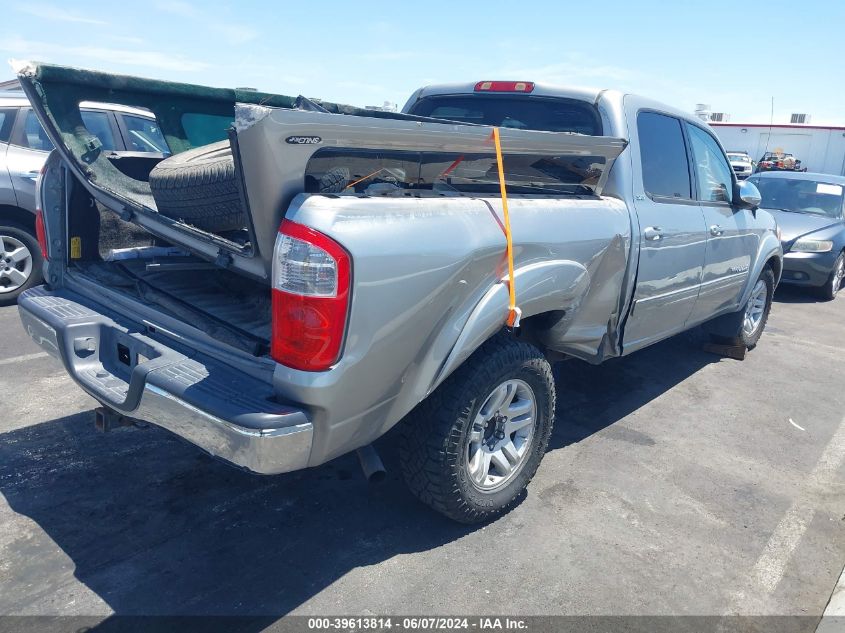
[0,92,168,304]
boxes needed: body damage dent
[430,259,590,392]
[432,230,630,391]
[235,104,273,133]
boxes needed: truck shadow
[548,327,719,450]
[0,328,721,623]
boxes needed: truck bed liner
[74,260,271,356]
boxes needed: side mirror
[736,180,761,209]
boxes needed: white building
[711,122,845,176]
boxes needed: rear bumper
[17,286,312,474]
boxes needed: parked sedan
[747,171,845,299]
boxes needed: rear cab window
[395,92,606,196]
[636,111,692,200]
[408,95,602,135]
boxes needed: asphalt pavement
[0,286,843,627]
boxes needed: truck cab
[404,81,782,353]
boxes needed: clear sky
[1,0,842,124]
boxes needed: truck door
[685,123,756,323]
[623,110,708,352]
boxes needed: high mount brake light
[271,220,350,371]
[474,81,535,93]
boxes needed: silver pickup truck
[15,63,782,523]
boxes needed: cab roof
[412,81,608,104]
[406,81,700,126]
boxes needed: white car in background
[0,92,168,304]
[727,151,754,180]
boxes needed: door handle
[709,224,724,236]
[643,226,663,241]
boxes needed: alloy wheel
[466,379,536,492]
[832,258,845,297]
[0,235,33,295]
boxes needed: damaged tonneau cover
[14,60,628,282]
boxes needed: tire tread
[148,141,244,233]
[398,334,555,523]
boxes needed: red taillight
[474,80,535,93]
[35,209,48,259]
[271,220,350,371]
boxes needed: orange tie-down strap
[492,127,521,328]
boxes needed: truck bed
[73,259,271,356]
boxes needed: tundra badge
[285,136,322,145]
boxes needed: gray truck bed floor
[75,259,271,355]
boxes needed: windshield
[727,153,750,162]
[408,95,602,135]
[749,177,845,218]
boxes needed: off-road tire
[818,252,845,301]
[0,224,43,306]
[317,167,351,193]
[148,141,244,233]
[398,334,555,524]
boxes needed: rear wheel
[0,225,42,306]
[819,252,844,301]
[398,334,555,524]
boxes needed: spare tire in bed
[148,141,245,233]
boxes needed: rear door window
[121,114,169,153]
[79,111,118,152]
[637,111,692,200]
[17,109,118,152]
[20,110,54,151]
